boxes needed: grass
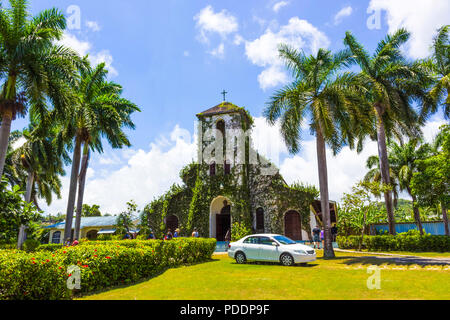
[80,250,450,300]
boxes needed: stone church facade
[144,102,335,241]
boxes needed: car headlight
[293,250,307,255]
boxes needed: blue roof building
[45,216,139,244]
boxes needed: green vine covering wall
[142,105,319,240]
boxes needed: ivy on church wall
[142,108,319,240]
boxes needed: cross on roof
[221,90,228,102]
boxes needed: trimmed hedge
[337,232,450,252]
[0,238,216,300]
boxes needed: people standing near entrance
[65,238,71,247]
[224,229,231,251]
[147,229,156,240]
[165,229,173,240]
[174,228,180,238]
[192,228,199,238]
[312,226,321,249]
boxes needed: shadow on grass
[229,261,319,268]
[328,255,450,267]
[76,258,218,299]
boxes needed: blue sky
[11,0,449,215]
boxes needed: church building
[144,101,337,241]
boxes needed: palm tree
[422,25,450,119]
[9,120,67,248]
[365,139,432,234]
[264,45,371,258]
[0,0,81,177]
[344,29,433,235]
[60,62,139,241]
[364,155,400,205]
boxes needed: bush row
[337,233,450,252]
[0,238,216,300]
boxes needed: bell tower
[196,101,253,176]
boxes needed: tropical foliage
[0,180,40,243]
[343,28,433,235]
[0,238,216,300]
[264,45,370,258]
[338,181,387,249]
[0,0,81,177]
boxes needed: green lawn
[80,250,450,300]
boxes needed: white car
[228,234,316,266]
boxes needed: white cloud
[209,43,225,58]
[57,33,91,56]
[253,15,267,29]
[56,33,118,77]
[273,1,290,13]
[42,125,197,215]
[368,0,450,58]
[245,17,330,90]
[86,21,101,32]
[334,6,353,25]
[194,5,238,43]
[233,34,245,46]
[12,137,26,150]
[90,50,118,77]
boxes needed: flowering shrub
[0,238,216,300]
[37,244,64,252]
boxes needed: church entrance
[284,210,303,241]
[165,215,179,232]
[210,196,232,241]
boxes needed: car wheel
[235,252,246,264]
[280,253,294,266]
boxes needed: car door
[242,236,260,260]
[258,237,280,261]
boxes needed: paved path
[335,249,450,266]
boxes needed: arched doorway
[86,230,98,240]
[284,210,303,240]
[166,215,179,232]
[255,208,265,233]
[210,196,232,241]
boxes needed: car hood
[282,243,314,251]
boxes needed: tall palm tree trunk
[409,191,424,235]
[17,170,34,249]
[64,136,82,243]
[442,204,449,236]
[74,144,90,240]
[0,111,13,177]
[375,105,396,235]
[316,130,335,259]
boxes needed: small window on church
[224,160,231,175]
[210,162,216,176]
[216,120,225,139]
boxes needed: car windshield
[273,235,296,245]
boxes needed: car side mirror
[271,242,279,246]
